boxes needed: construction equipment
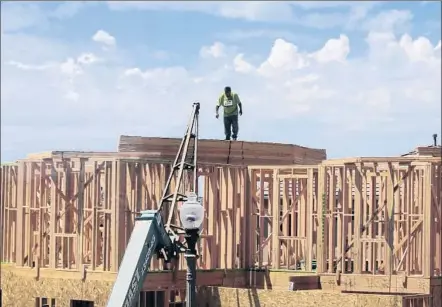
[106,102,201,307]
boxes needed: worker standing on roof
[215,86,243,141]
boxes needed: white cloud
[60,58,83,76]
[288,74,320,84]
[5,60,54,71]
[362,9,413,33]
[105,1,418,37]
[122,67,188,81]
[107,1,296,23]
[233,54,254,73]
[64,90,80,102]
[200,42,226,59]
[0,3,48,32]
[358,88,392,111]
[312,34,350,63]
[92,30,116,46]
[106,1,381,29]
[254,34,351,77]
[216,1,295,22]
[59,52,101,77]
[49,2,91,19]
[0,2,91,32]
[218,29,299,42]
[366,32,441,64]
[77,53,101,65]
[289,1,378,10]
[399,34,437,62]
[258,38,310,76]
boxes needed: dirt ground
[2,266,407,307]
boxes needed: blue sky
[1,1,441,162]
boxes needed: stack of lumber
[24,151,162,161]
[118,135,327,166]
[401,146,442,157]
[25,151,120,160]
[414,146,441,157]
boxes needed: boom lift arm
[106,102,200,307]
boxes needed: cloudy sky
[1,1,441,162]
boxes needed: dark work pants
[223,115,239,140]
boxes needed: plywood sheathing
[118,136,327,165]
[402,145,442,157]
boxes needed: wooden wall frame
[1,141,440,300]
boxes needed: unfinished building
[0,136,441,307]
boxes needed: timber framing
[1,138,441,307]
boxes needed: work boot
[233,137,237,141]
[225,137,231,141]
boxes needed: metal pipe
[184,229,199,307]
[193,102,200,193]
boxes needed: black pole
[184,229,199,307]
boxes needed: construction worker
[215,86,243,141]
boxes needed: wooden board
[118,135,327,166]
